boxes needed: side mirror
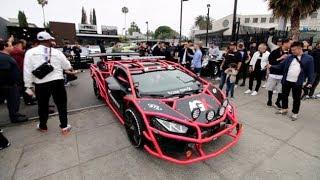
[106,76,123,91]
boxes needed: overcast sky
[1,0,271,35]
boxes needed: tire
[124,108,145,149]
[93,79,102,100]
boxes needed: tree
[18,11,28,27]
[267,0,320,41]
[81,7,88,24]
[195,15,213,30]
[128,22,141,35]
[92,8,97,25]
[89,10,93,25]
[154,26,178,40]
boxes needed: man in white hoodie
[245,43,270,96]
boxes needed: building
[50,21,77,45]
[194,10,320,44]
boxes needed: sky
[0,0,271,36]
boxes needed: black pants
[282,82,302,114]
[249,70,263,92]
[0,86,20,121]
[236,63,248,85]
[35,80,68,129]
[303,73,320,97]
[74,56,81,70]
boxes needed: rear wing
[88,52,140,58]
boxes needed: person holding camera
[24,32,72,135]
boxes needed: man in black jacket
[266,39,291,108]
[0,39,28,123]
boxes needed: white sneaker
[262,84,266,88]
[251,91,258,96]
[291,114,298,121]
[244,90,252,94]
[316,94,320,98]
[61,125,72,135]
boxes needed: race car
[90,54,242,164]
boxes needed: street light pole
[206,4,211,47]
[42,5,46,27]
[146,21,149,42]
[179,0,188,42]
[231,0,238,41]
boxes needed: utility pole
[231,0,238,41]
[206,4,211,47]
[179,0,189,42]
[146,21,149,42]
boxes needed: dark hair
[291,41,303,48]
[282,38,291,44]
[0,39,9,51]
[188,40,193,44]
[12,40,24,46]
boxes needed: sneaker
[0,142,11,150]
[262,84,266,88]
[251,91,258,96]
[235,85,238,88]
[37,124,48,133]
[267,101,272,107]
[11,116,28,123]
[244,90,252,94]
[61,125,72,135]
[275,101,282,109]
[291,114,298,121]
[276,109,288,115]
[316,94,320,98]
[303,95,310,100]
[0,129,3,133]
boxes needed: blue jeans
[219,71,227,89]
[226,77,235,98]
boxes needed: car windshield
[132,69,201,97]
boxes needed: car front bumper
[142,112,242,165]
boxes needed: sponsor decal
[212,88,217,94]
[147,103,163,111]
[189,100,206,112]
[167,86,192,95]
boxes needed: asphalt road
[0,77,320,180]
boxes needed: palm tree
[267,0,320,41]
[195,15,213,30]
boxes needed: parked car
[90,56,242,164]
[87,45,101,54]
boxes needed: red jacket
[10,47,25,73]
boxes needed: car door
[108,67,130,113]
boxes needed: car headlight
[206,110,216,122]
[222,99,229,107]
[219,106,226,117]
[191,108,201,120]
[153,117,188,134]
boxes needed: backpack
[0,130,10,150]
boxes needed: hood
[136,92,221,124]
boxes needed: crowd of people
[174,37,319,121]
[0,31,75,144]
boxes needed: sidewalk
[0,85,320,180]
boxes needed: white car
[87,45,101,54]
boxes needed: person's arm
[59,51,72,70]
[23,51,33,88]
[269,56,288,72]
[267,36,279,52]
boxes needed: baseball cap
[37,31,55,41]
